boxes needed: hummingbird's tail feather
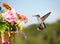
[37,24,44,31]
[37,23,46,31]
[43,23,46,28]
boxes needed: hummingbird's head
[33,14,40,17]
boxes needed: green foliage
[0,19,60,44]
[15,20,60,44]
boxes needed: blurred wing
[41,12,51,21]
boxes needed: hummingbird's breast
[37,17,43,24]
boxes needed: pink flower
[3,41,10,44]
[16,13,28,23]
[22,31,27,39]
[2,9,16,25]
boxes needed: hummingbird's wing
[41,12,51,21]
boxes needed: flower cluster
[2,9,28,25]
[16,13,28,24]
[0,2,28,44]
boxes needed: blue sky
[0,0,60,26]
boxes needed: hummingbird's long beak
[32,15,36,17]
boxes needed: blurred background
[0,0,60,44]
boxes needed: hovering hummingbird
[33,12,51,31]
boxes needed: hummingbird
[33,12,51,31]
